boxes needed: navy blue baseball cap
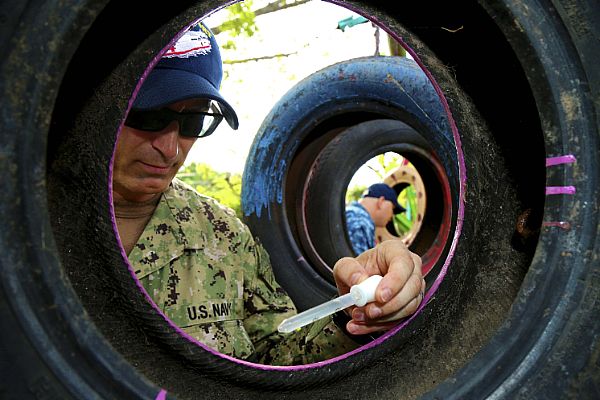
[132,22,239,130]
[363,183,405,213]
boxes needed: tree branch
[211,0,312,35]
[223,51,298,64]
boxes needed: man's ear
[376,196,386,209]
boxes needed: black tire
[1,0,598,399]
[300,119,454,283]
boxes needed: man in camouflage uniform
[113,23,424,366]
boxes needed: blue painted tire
[242,56,458,310]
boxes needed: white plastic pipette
[278,275,383,333]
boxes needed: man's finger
[346,319,398,336]
[366,271,423,319]
[374,242,419,303]
[332,256,370,294]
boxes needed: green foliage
[346,185,367,203]
[374,152,404,178]
[345,152,403,203]
[220,1,258,50]
[177,162,243,218]
[393,185,417,235]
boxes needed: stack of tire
[1,1,598,399]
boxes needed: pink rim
[111,4,466,372]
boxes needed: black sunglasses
[124,104,224,138]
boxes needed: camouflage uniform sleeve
[241,231,361,365]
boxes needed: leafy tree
[345,152,404,203]
[177,162,243,218]
[346,185,367,203]
[210,0,312,37]
[209,0,401,62]
[214,1,258,50]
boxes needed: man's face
[112,99,208,202]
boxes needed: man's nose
[151,121,180,159]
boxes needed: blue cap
[132,23,239,130]
[363,183,405,213]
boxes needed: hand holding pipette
[329,240,424,335]
[278,275,383,333]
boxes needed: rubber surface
[242,56,457,311]
[300,118,453,279]
[0,0,598,399]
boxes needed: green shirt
[130,178,359,365]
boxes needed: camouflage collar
[129,178,209,279]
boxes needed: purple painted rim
[545,186,577,195]
[110,3,466,372]
[541,156,576,229]
[546,155,576,167]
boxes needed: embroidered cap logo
[164,28,212,58]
